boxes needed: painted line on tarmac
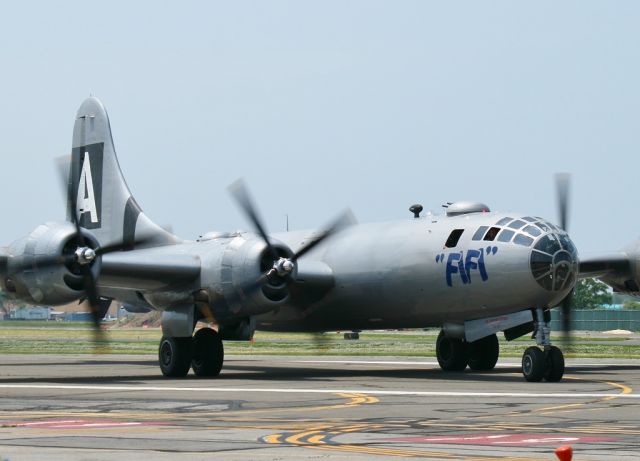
[292,359,637,367]
[0,383,638,399]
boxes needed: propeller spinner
[228,179,353,300]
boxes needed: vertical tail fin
[69,97,177,248]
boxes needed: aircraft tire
[159,336,192,377]
[436,330,468,371]
[191,328,224,377]
[467,334,499,371]
[544,345,565,382]
[522,346,545,382]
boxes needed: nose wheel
[522,308,565,382]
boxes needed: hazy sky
[1,2,638,255]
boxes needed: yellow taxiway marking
[211,392,379,418]
[534,377,632,415]
[0,391,380,428]
[261,376,635,459]
[306,434,326,444]
[262,434,282,444]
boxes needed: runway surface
[0,354,638,460]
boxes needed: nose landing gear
[522,308,565,382]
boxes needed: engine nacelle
[3,222,98,305]
[198,233,295,322]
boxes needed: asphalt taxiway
[0,354,638,460]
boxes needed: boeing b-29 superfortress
[1,98,636,382]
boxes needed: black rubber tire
[544,345,565,382]
[191,328,224,377]
[522,346,545,382]
[159,336,192,377]
[436,330,468,371]
[468,334,499,371]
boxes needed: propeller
[228,179,353,300]
[555,173,573,342]
[12,157,154,345]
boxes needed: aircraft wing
[99,251,201,291]
[579,252,631,278]
[579,252,639,294]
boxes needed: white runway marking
[0,383,637,399]
[292,359,637,368]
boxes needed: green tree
[622,300,640,310]
[570,278,612,309]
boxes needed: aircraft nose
[529,229,578,292]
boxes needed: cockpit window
[495,217,512,226]
[534,234,561,254]
[522,216,537,222]
[497,229,515,242]
[483,227,500,241]
[536,221,551,232]
[513,234,534,247]
[445,229,465,248]
[559,234,576,254]
[545,221,560,231]
[508,219,526,230]
[523,225,541,237]
[472,226,489,241]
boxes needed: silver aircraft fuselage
[94,210,576,333]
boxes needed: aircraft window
[559,234,577,254]
[536,222,551,232]
[537,272,554,291]
[445,229,465,248]
[495,217,512,226]
[472,226,489,241]
[513,234,534,247]
[483,227,500,241]
[534,234,561,255]
[531,250,552,278]
[497,229,515,242]
[522,216,537,222]
[508,219,526,230]
[523,225,541,237]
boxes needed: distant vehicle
[0,97,635,382]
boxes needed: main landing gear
[521,308,565,382]
[436,330,500,372]
[159,328,224,378]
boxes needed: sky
[0,1,639,255]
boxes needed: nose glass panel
[530,232,578,292]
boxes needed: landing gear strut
[521,308,565,382]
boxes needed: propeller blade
[56,155,86,247]
[292,209,355,262]
[228,179,279,262]
[79,266,100,326]
[555,173,570,231]
[559,288,574,351]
